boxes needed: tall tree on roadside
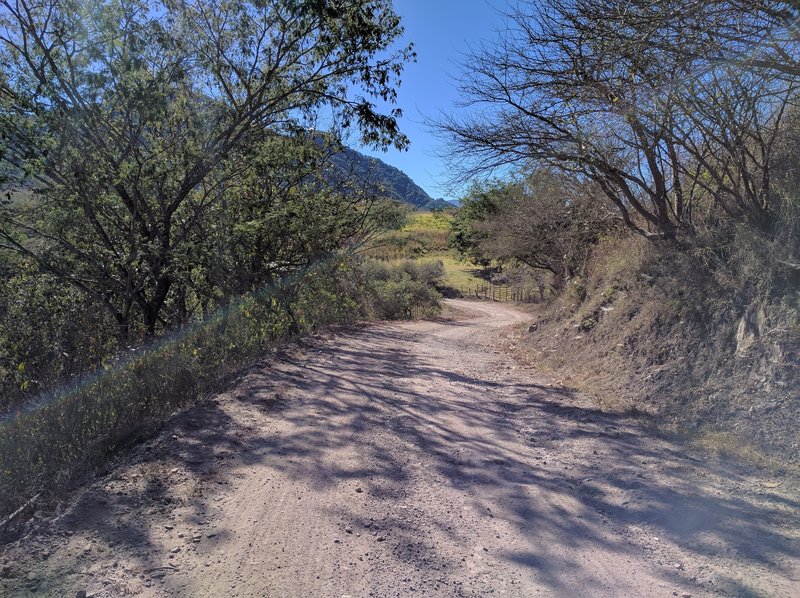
[0,0,413,339]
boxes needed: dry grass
[686,430,797,475]
[0,259,445,521]
[689,431,766,464]
[501,231,800,469]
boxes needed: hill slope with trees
[329,146,447,210]
[0,0,446,521]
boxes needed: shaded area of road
[2,300,799,597]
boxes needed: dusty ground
[1,300,799,597]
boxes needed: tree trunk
[141,277,173,339]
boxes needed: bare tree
[474,172,614,281]
[438,0,800,240]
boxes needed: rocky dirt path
[2,300,799,597]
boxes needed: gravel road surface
[2,300,798,597]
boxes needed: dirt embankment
[1,300,798,597]
[506,237,800,466]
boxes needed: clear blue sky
[356,1,506,202]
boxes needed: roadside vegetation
[0,0,442,522]
[3,0,799,530]
[441,0,800,465]
[364,209,492,293]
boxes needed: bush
[0,288,289,518]
[0,255,442,519]
[0,269,119,413]
[345,258,442,320]
[399,259,446,288]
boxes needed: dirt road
[3,300,799,597]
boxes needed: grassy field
[364,210,489,290]
[430,254,488,290]
[401,211,452,232]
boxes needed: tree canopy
[438,0,800,241]
[0,0,414,338]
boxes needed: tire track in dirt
[2,300,799,597]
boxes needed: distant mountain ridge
[329,147,451,210]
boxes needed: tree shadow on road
[9,323,799,597]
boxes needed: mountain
[329,147,443,210]
[426,197,455,210]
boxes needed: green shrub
[346,258,442,320]
[399,259,446,288]
[0,256,442,518]
[0,269,119,413]
[0,290,287,516]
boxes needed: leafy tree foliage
[448,182,501,266]
[0,0,413,338]
[451,171,617,284]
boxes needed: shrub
[399,259,446,288]
[0,256,442,519]
[345,258,442,320]
[0,269,119,414]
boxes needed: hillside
[503,236,800,466]
[330,147,448,210]
[362,211,491,293]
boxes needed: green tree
[448,182,501,266]
[451,172,616,285]
[0,0,413,339]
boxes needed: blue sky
[355,1,506,202]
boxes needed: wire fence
[457,284,539,303]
